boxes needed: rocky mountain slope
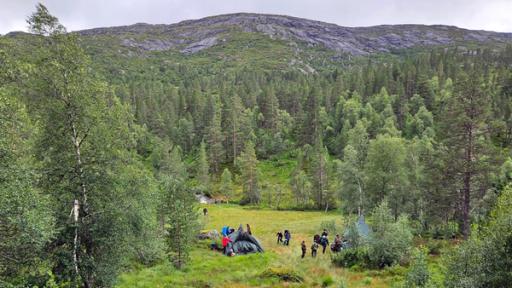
[74,13,512,55]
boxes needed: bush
[368,201,413,268]
[331,246,370,268]
[319,220,340,235]
[405,247,430,287]
[260,267,304,283]
[321,275,335,287]
[424,239,444,256]
[445,186,512,287]
[431,222,459,239]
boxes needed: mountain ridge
[4,13,512,56]
[72,13,512,55]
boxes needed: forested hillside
[1,4,512,288]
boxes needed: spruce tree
[237,141,260,204]
[439,70,494,239]
[220,168,234,202]
[197,140,210,192]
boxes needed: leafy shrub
[431,222,459,239]
[331,246,370,268]
[362,277,373,285]
[445,186,512,287]
[368,201,413,268]
[424,239,444,256]
[319,219,339,235]
[321,275,335,287]
[260,267,304,283]
[405,247,430,287]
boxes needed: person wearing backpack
[320,235,329,254]
[311,242,319,257]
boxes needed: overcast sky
[1,0,511,34]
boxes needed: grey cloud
[1,0,511,34]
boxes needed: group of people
[300,229,344,258]
[276,229,291,245]
[220,224,253,256]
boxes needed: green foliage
[368,201,413,268]
[220,168,234,201]
[318,220,340,236]
[237,141,260,204]
[196,140,210,192]
[445,185,512,287]
[405,247,430,288]
[163,177,200,269]
[23,5,163,286]
[3,3,512,286]
[0,92,54,285]
[321,275,335,287]
[331,246,371,268]
[259,266,304,283]
[365,136,408,218]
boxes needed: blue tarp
[221,226,230,236]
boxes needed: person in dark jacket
[320,235,329,254]
[311,242,319,257]
[301,241,307,258]
[276,231,283,244]
[284,230,291,246]
[203,208,208,216]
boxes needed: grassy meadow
[116,205,428,287]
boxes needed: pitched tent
[343,215,371,248]
[225,225,264,255]
[355,215,370,239]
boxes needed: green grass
[116,205,412,287]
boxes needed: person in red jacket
[222,235,231,253]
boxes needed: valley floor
[116,205,418,287]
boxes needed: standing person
[284,230,291,246]
[333,234,342,252]
[301,241,307,258]
[313,234,320,244]
[246,224,252,235]
[311,242,318,257]
[320,235,329,254]
[276,231,283,244]
[321,229,328,237]
[203,208,208,216]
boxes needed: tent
[342,215,371,248]
[225,225,264,255]
[355,215,370,238]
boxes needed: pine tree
[223,92,244,164]
[220,168,234,202]
[197,140,210,191]
[237,141,260,204]
[163,176,199,269]
[308,137,331,210]
[207,95,224,173]
[439,70,494,239]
